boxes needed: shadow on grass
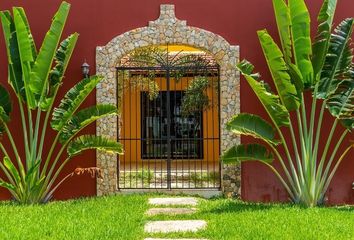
[201,198,354,214]
[200,197,321,215]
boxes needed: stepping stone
[144,220,207,233]
[146,207,197,216]
[149,197,198,206]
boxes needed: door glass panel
[141,91,203,159]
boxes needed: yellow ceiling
[159,45,202,52]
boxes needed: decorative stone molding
[96,4,241,197]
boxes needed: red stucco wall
[0,0,353,204]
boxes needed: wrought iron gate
[116,46,221,190]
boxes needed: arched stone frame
[96,4,241,197]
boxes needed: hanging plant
[181,76,211,115]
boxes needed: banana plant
[0,2,123,204]
[222,0,353,207]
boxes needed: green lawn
[0,194,353,240]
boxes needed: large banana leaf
[67,135,124,157]
[51,75,103,131]
[258,30,300,111]
[30,2,70,102]
[13,8,37,60]
[0,84,12,115]
[237,60,290,127]
[59,104,118,143]
[341,118,354,130]
[312,0,338,79]
[326,79,354,120]
[317,18,354,99]
[226,113,280,145]
[0,107,10,134]
[222,144,274,164]
[288,63,304,100]
[289,0,314,88]
[13,7,36,108]
[0,11,25,99]
[40,33,79,110]
[272,0,292,63]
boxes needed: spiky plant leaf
[226,113,280,145]
[40,33,79,110]
[29,2,70,102]
[312,0,338,78]
[0,11,26,100]
[289,0,314,88]
[272,0,292,63]
[222,144,274,164]
[258,30,300,111]
[237,60,290,127]
[51,75,103,131]
[67,135,124,157]
[59,104,118,143]
[317,18,354,99]
[326,79,354,120]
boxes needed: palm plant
[0,2,123,204]
[222,0,353,207]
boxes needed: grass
[0,194,149,240]
[0,194,353,240]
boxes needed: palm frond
[258,30,300,111]
[59,104,118,143]
[317,18,354,99]
[222,144,274,164]
[226,113,280,145]
[237,60,290,127]
[312,0,338,78]
[40,33,79,110]
[67,135,124,157]
[289,0,314,88]
[51,75,103,131]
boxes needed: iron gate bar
[116,46,221,190]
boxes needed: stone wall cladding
[96,4,241,197]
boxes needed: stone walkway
[144,197,207,240]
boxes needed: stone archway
[96,4,241,197]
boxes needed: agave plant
[0,2,123,204]
[222,0,353,207]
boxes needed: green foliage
[59,104,118,143]
[258,30,300,111]
[67,135,124,157]
[0,85,12,116]
[0,2,123,204]
[181,76,211,115]
[237,60,290,127]
[0,195,353,239]
[51,76,103,131]
[225,0,353,207]
[272,0,292,63]
[226,113,280,145]
[327,79,354,119]
[317,18,354,99]
[289,0,314,88]
[312,0,338,78]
